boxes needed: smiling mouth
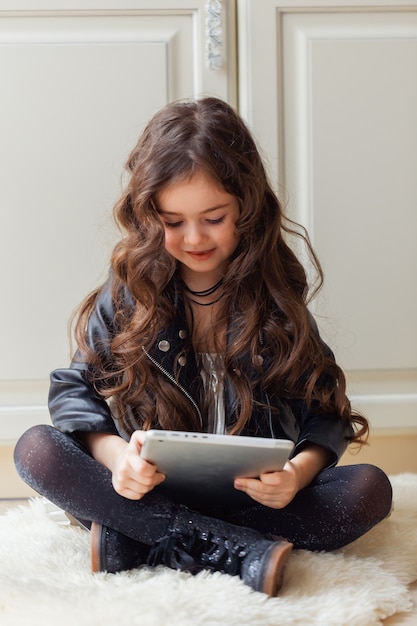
[186,249,215,259]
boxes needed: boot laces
[147,525,249,575]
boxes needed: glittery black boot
[91,522,150,574]
[90,505,292,595]
[147,505,293,596]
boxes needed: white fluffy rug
[0,474,416,626]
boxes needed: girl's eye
[207,216,225,225]
[164,221,182,229]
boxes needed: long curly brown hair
[74,97,368,443]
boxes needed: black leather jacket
[49,274,353,466]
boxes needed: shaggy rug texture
[0,474,416,626]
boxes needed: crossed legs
[14,424,392,551]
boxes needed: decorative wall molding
[205,0,223,69]
[349,394,417,430]
[0,408,50,443]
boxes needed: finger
[242,487,288,509]
[112,474,142,496]
[124,462,165,488]
[235,478,289,507]
[114,454,158,485]
[113,471,165,497]
[146,472,166,487]
[114,483,151,501]
[234,477,267,496]
[129,430,147,452]
[235,477,273,493]
[236,484,282,507]
[259,471,283,486]
[128,453,158,477]
[128,432,161,476]
[234,478,248,491]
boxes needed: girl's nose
[184,224,206,246]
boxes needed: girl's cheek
[163,231,177,253]
[163,229,171,245]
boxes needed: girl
[14,97,392,597]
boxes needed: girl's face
[156,170,240,286]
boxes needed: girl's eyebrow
[158,203,231,217]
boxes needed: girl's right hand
[111,430,166,500]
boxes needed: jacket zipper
[142,347,203,428]
[265,390,275,439]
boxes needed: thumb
[129,429,147,453]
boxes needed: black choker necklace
[183,278,223,298]
[187,293,225,307]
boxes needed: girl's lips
[186,249,215,260]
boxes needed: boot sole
[261,540,293,597]
[91,521,105,573]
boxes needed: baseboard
[0,445,38,498]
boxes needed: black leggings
[14,424,393,551]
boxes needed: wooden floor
[0,498,415,624]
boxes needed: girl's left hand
[234,461,300,509]
[234,444,332,509]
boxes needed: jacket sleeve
[289,313,354,466]
[48,273,122,437]
[290,403,353,467]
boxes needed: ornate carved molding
[205,0,223,69]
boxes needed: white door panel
[1,34,168,380]
[238,0,417,429]
[0,1,236,439]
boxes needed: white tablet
[140,430,294,509]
